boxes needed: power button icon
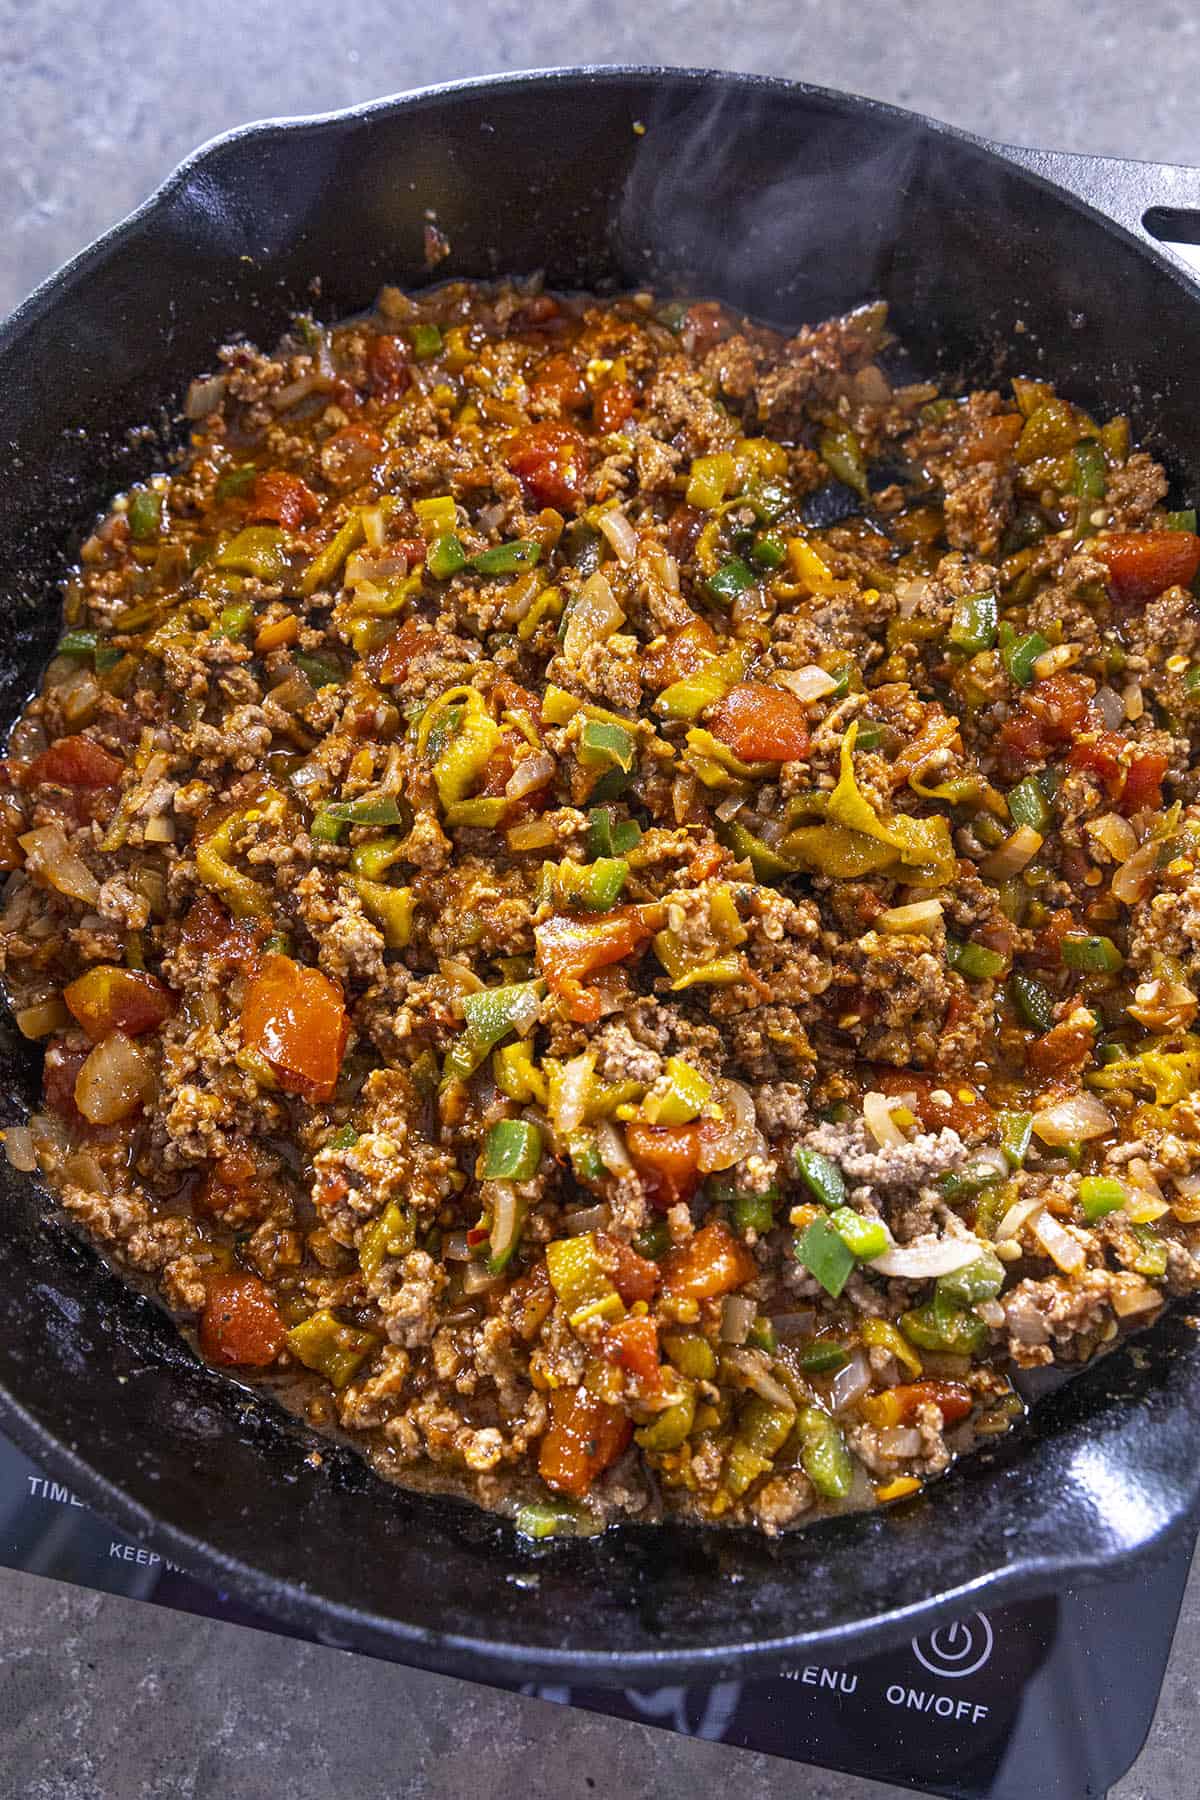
[911,1613,995,1679]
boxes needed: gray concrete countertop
[2,4,1200,1794]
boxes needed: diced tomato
[531,353,589,413]
[624,1121,710,1208]
[598,1231,660,1304]
[240,953,348,1102]
[707,683,810,762]
[640,618,719,689]
[1028,1015,1095,1081]
[665,502,705,562]
[508,294,562,334]
[877,1070,993,1139]
[25,736,124,789]
[179,894,262,973]
[480,734,516,796]
[680,301,731,356]
[1068,729,1125,795]
[321,423,384,484]
[883,1380,973,1426]
[366,616,429,686]
[600,1313,661,1393]
[999,671,1093,773]
[365,333,412,401]
[661,1219,756,1302]
[962,413,1022,466]
[1122,749,1169,814]
[42,1039,88,1122]
[538,1384,632,1498]
[249,470,320,532]
[534,908,655,1023]
[64,965,174,1041]
[506,422,589,512]
[1098,530,1200,605]
[199,1272,285,1369]
[595,381,636,433]
[1024,671,1093,743]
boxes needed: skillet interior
[1,67,1200,1685]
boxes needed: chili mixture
[2,282,1199,1537]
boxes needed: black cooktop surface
[3,1429,1188,1798]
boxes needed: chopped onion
[3,1127,35,1173]
[564,1203,611,1235]
[1032,642,1081,680]
[895,578,931,618]
[976,1299,1006,1328]
[361,506,387,553]
[15,998,69,1040]
[488,1182,521,1267]
[720,1294,758,1345]
[863,1090,906,1148]
[74,1031,153,1126]
[1087,811,1138,863]
[1093,684,1125,730]
[1032,1091,1112,1145]
[505,750,555,800]
[869,1234,984,1278]
[995,1192,1047,1242]
[879,1426,923,1458]
[829,1348,872,1413]
[553,1052,595,1136]
[720,1346,796,1411]
[462,1262,503,1295]
[18,825,100,906]
[1112,837,1160,905]
[980,824,1043,880]
[643,542,680,595]
[60,669,101,727]
[596,509,638,565]
[775,665,839,702]
[714,795,745,823]
[697,1080,763,1173]
[1032,1210,1087,1274]
[1123,681,1145,722]
[562,572,624,665]
[506,817,558,852]
[63,1148,110,1195]
[1111,1275,1163,1318]
[1172,1172,1200,1223]
[878,898,943,935]
[595,1120,632,1177]
[185,373,227,418]
[144,815,175,844]
[272,373,322,412]
[443,1232,472,1261]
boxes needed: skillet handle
[992,142,1200,277]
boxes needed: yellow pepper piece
[518,585,563,642]
[786,537,856,598]
[493,1040,549,1107]
[641,1057,712,1125]
[860,1315,923,1377]
[684,727,771,790]
[354,878,414,949]
[876,1475,922,1503]
[635,1379,697,1452]
[358,1200,416,1283]
[413,494,458,537]
[195,811,272,917]
[686,452,735,510]
[302,511,365,596]
[286,1309,381,1389]
[786,723,955,884]
[733,436,789,483]
[545,1232,625,1333]
[655,645,750,722]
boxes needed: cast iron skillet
[2,66,1200,1687]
